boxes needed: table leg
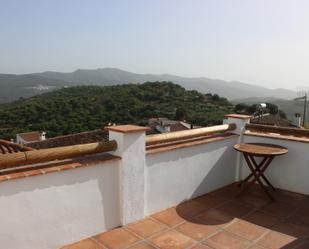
[250,155,275,191]
[237,154,275,201]
[238,157,268,186]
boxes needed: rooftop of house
[147,117,194,135]
[27,129,108,149]
[245,123,309,143]
[16,131,41,142]
[0,139,34,154]
[148,117,183,125]
[250,114,294,128]
[23,120,193,148]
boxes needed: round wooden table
[234,143,288,201]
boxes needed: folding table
[234,143,288,201]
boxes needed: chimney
[40,131,46,141]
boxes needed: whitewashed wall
[145,137,239,215]
[4,121,309,249]
[0,160,121,249]
[243,135,309,195]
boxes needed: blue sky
[1,0,309,89]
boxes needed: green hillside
[0,82,233,139]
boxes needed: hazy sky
[1,0,309,90]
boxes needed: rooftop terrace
[62,184,309,249]
[0,114,309,249]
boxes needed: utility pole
[294,93,308,127]
[304,93,307,127]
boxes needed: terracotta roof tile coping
[0,153,121,183]
[245,131,309,143]
[146,133,239,155]
[224,114,253,120]
[105,125,150,133]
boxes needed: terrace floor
[61,183,309,249]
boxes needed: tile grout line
[122,226,162,249]
[89,236,108,249]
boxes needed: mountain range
[0,68,297,103]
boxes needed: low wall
[0,160,121,249]
[5,119,309,249]
[243,135,309,195]
[145,136,239,214]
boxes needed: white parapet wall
[5,119,309,249]
[243,135,309,195]
[0,160,121,249]
[145,136,239,215]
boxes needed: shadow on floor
[175,182,309,248]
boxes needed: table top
[234,143,288,156]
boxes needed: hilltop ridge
[0,68,296,103]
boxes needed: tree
[175,107,187,121]
[212,94,220,101]
[234,103,249,113]
[246,104,258,115]
[266,103,279,114]
[0,82,233,139]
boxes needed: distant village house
[147,117,198,135]
[16,131,46,144]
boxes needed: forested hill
[0,82,233,139]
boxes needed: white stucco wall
[145,137,239,215]
[0,161,121,249]
[109,130,146,225]
[243,135,309,195]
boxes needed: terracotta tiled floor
[61,183,309,249]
